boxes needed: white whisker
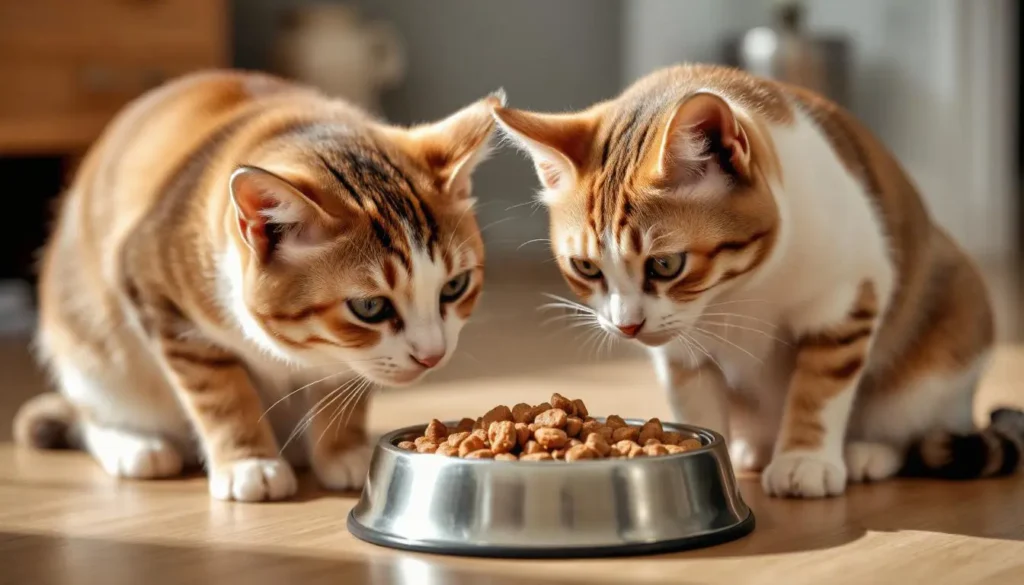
[700,319,792,346]
[699,312,780,329]
[692,326,763,365]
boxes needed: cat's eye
[646,253,686,280]
[440,271,472,302]
[570,258,602,279]
[347,296,395,323]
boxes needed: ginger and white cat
[14,71,500,502]
[495,64,1022,497]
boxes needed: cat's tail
[901,408,1024,479]
[13,392,80,450]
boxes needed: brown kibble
[447,431,470,448]
[514,422,531,447]
[638,419,664,444]
[408,406,685,460]
[465,449,495,459]
[550,393,574,415]
[534,408,568,429]
[565,444,598,462]
[520,452,553,461]
[579,420,603,440]
[534,427,568,449]
[512,403,534,424]
[565,416,583,437]
[605,415,627,429]
[643,443,669,456]
[612,426,640,443]
[459,434,486,457]
[455,417,476,433]
[678,438,702,451]
[425,419,448,442]
[416,440,439,454]
[528,402,553,421]
[613,440,644,458]
[661,431,683,446]
[488,421,516,454]
[482,405,514,426]
[585,432,612,457]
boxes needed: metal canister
[724,0,850,107]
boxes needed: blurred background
[0,0,1019,434]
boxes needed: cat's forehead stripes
[315,144,441,268]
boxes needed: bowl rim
[376,418,724,465]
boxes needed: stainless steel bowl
[348,420,754,558]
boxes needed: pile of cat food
[396,393,702,462]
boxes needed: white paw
[312,444,373,491]
[729,438,771,472]
[89,430,183,479]
[762,451,847,498]
[209,458,297,502]
[845,442,901,483]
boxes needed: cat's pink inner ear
[492,107,596,192]
[654,92,751,186]
[229,166,330,260]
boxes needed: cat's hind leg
[81,422,184,479]
[849,353,993,483]
[51,361,187,479]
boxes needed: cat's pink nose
[412,353,444,369]
[617,321,644,338]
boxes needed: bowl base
[347,510,755,559]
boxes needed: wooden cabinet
[0,0,229,154]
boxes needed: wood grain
[1,347,1022,584]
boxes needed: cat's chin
[371,369,430,387]
[635,333,673,348]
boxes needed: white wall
[623,0,1017,259]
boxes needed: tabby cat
[494,64,1023,497]
[14,71,500,502]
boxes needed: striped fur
[17,71,499,501]
[496,64,1018,498]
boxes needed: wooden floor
[1,344,1023,585]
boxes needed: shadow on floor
[0,530,653,585]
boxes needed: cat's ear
[651,92,751,187]
[404,90,506,201]
[492,107,598,201]
[229,166,334,263]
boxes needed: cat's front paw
[312,444,373,491]
[209,458,298,502]
[762,451,846,498]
